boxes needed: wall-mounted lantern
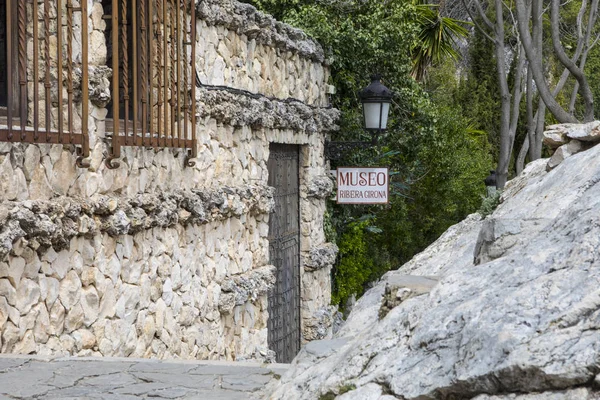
[325,75,393,160]
[484,170,497,196]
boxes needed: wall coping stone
[0,185,274,262]
[195,0,327,64]
[196,87,339,132]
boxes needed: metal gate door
[267,144,301,363]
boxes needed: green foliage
[584,45,600,119]
[319,383,357,399]
[479,190,503,217]
[411,3,471,81]
[331,221,391,307]
[246,0,492,309]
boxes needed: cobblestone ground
[0,355,288,399]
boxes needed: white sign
[336,167,389,204]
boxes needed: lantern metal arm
[325,132,381,160]
[325,74,392,160]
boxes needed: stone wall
[0,0,338,361]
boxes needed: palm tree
[411,1,470,81]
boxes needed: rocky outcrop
[543,121,600,170]
[267,135,600,399]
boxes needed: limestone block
[64,303,84,333]
[0,279,16,306]
[115,284,141,323]
[546,140,587,171]
[59,270,82,309]
[73,328,96,351]
[542,129,569,149]
[32,303,50,344]
[121,260,144,284]
[565,120,600,142]
[16,279,41,315]
[51,250,71,280]
[139,274,152,309]
[7,257,25,287]
[162,278,174,306]
[23,145,41,181]
[49,301,65,336]
[49,151,77,195]
[0,296,9,330]
[81,285,100,326]
[98,285,117,319]
[14,330,36,354]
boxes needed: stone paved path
[0,355,288,399]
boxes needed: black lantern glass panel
[359,75,393,132]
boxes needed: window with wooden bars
[103,0,197,169]
[0,0,90,167]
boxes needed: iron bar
[176,0,181,148]
[148,0,154,146]
[140,0,147,146]
[67,0,74,143]
[57,0,64,143]
[107,0,121,168]
[189,0,196,166]
[17,0,26,140]
[170,0,176,148]
[141,0,148,146]
[182,0,188,150]
[156,0,163,147]
[44,0,51,138]
[0,0,201,167]
[0,0,90,166]
[33,0,40,141]
[132,0,138,147]
[163,0,169,147]
[78,0,90,167]
[6,0,12,138]
[121,0,129,145]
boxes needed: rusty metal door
[267,144,301,363]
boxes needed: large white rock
[268,142,600,399]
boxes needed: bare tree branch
[461,0,497,43]
[550,0,595,121]
[514,0,578,123]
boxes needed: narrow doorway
[267,143,301,363]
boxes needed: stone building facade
[0,0,338,361]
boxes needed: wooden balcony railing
[105,0,197,169]
[0,0,90,167]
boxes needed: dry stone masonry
[0,0,339,361]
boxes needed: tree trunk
[495,0,513,189]
[550,0,595,122]
[516,135,529,175]
[514,0,579,124]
